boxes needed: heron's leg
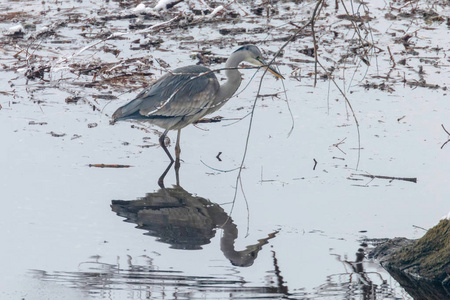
[158,161,174,188]
[159,129,174,162]
[175,129,181,160]
[174,162,180,186]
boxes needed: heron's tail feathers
[112,99,144,122]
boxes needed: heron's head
[235,45,284,80]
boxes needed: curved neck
[215,51,245,103]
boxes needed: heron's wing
[112,67,219,121]
[138,70,220,118]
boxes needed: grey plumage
[112,44,283,162]
[113,65,219,130]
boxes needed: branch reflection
[111,162,277,267]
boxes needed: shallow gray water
[1,0,449,299]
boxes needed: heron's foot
[194,116,223,124]
[161,135,171,148]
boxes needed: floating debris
[133,3,147,14]
[352,173,417,183]
[65,96,83,104]
[48,131,66,138]
[5,24,24,36]
[219,28,246,35]
[28,121,48,126]
[154,0,184,11]
[88,164,132,168]
[208,5,224,19]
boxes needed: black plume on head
[233,45,253,53]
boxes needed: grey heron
[112,44,284,162]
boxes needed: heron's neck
[215,53,244,103]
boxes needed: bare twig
[441,124,450,149]
[412,225,427,231]
[339,0,372,65]
[333,137,347,154]
[317,59,360,169]
[387,46,396,68]
[353,173,417,183]
[88,164,132,168]
[200,160,240,172]
[228,0,325,217]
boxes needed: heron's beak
[266,65,284,79]
[259,58,284,80]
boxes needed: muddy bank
[370,219,450,299]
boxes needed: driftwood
[88,164,132,168]
[352,173,417,183]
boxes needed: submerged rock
[370,219,450,299]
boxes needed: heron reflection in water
[112,45,283,163]
[111,166,278,267]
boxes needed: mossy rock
[371,219,450,299]
[388,219,449,281]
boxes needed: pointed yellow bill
[258,58,284,79]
